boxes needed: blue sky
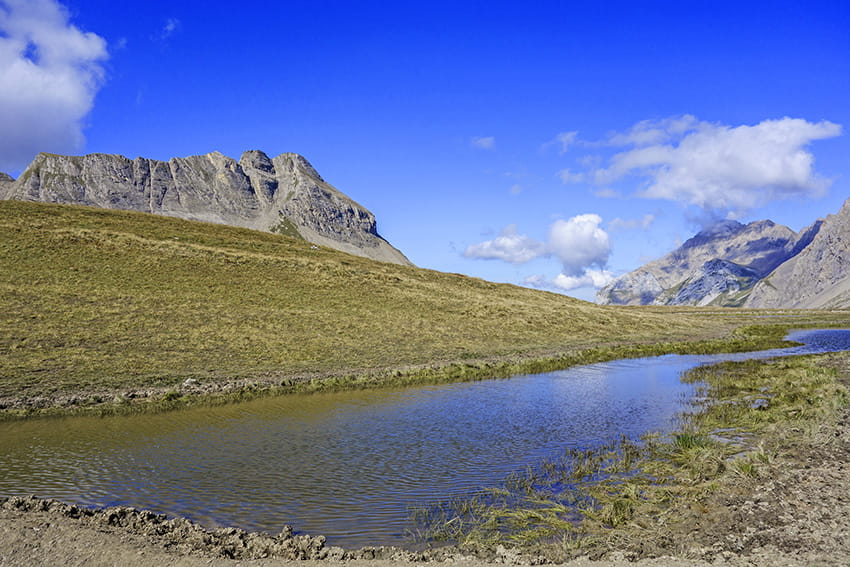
[1,1,848,301]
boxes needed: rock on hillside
[0,151,410,266]
[745,199,850,308]
[0,172,12,194]
[596,220,802,306]
[657,259,762,307]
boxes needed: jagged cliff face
[745,199,850,309]
[656,259,761,307]
[0,172,12,199]
[0,151,410,266]
[596,220,800,306]
[597,199,850,309]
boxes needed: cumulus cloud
[547,214,610,276]
[521,274,547,288]
[466,214,612,291]
[0,0,108,172]
[471,136,495,150]
[523,268,615,292]
[593,116,841,216]
[552,269,615,291]
[463,225,546,264]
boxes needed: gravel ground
[3,355,850,567]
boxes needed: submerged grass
[1,200,848,419]
[409,352,850,560]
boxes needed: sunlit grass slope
[0,201,818,402]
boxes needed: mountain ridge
[0,150,410,266]
[744,199,850,308]
[597,198,850,309]
[597,218,802,306]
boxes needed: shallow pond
[1,329,849,548]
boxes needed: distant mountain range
[597,198,850,309]
[0,150,410,266]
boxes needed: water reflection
[0,329,848,547]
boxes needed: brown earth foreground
[3,354,850,567]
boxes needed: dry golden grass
[1,200,846,411]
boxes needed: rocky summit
[597,198,850,308]
[0,151,411,266]
[597,219,801,307]
[745,199,850,308]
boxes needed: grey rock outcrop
[745,199,850,308]
[0,172,13,197]
[1,151,411,265]
[597,220,801,306]
[658,259,761,307]
[596,270,665,306]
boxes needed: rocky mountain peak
[597,218,799,306]
[239,150,274,172]
[657,259,761,307]
[745,198,850,308]
[683,220,744,248]
[598,200,850,309]
[0,172,13,198]
[1,150,411,266]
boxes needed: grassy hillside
[0,201,844,415]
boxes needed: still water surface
[1,329,849,548]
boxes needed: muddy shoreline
[3,353,850,566]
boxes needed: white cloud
[606,115,700,147]
[463,225,546,263]
[522,274,547,288]
[543,131,578,154]
[578,154,601,168]
[0,0,108,172]
[556,131,578,153]
[509,184,523,195]
[608,213,655,231]
[157,17,180,41]
[523,268,615,292]
[557,168,584,184]
[552,269,615,291]
[593,116,841,215]
[466,214,612,289]
[471,136,495,150]
[547,214,610,276]
[593,188,620,198]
